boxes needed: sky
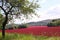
[36,0,60,20]
[14,0,60,24]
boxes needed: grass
[0,32,60,40]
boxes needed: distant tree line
[47,19,60,27]
[5,24,28,30]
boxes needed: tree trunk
[2,14,8,38]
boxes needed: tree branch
[2,0,3,7]
[8,6,13,13]
[0,6,6,13]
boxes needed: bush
[18,24,28,29]
[47,22,60,27]
[47,23,51,27]
[47,23,54,27]
[0,26,2,30]
[47,19,60,27]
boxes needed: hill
[27,19,52,26]
[27,18,60,26]
[6,18,60,28]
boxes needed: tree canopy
[0,0,39,19]
[0,0,40,38]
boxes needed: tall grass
[0,32,60,40]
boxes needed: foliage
[0,14,4,29]
[0,0,39,21]
[47,19,60,27]
[5,24,28,29]
[0,33,60,40]
[18,24,28,29]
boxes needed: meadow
[2,26,60,36]
[0,26,60,40]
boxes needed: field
[0,26,60,36]
[0,26,60,40]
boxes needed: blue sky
[14,0,60,24]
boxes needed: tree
[0,0,39,38]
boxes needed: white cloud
[42,5,60,19]
[35,4,60,21]
[40,5,60,15]
[40,0,47,4]
[48,5,60,10]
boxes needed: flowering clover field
[0,26,60,36]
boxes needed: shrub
[47,23,53,27]
[47,22,60,27]
[0,26,2,30]
[18,24,28,29]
